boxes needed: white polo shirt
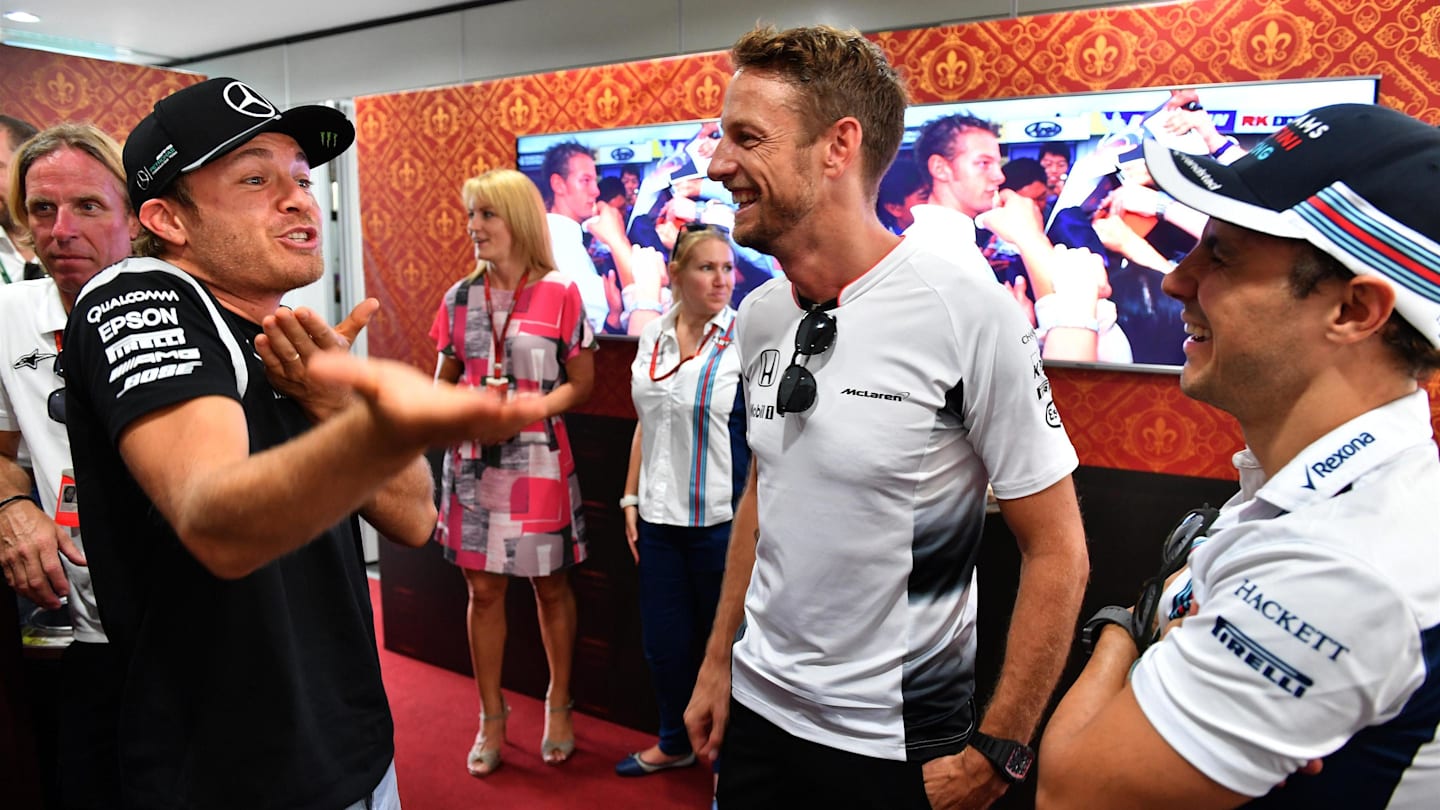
[0,230,27,285]
[731,234,1078,761]
[629,305,743,527]
[0,278,106,642]
[546,212,609,336]
[1135,389,1440,806]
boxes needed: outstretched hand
[256,298,381,422]
[307,352,548,449]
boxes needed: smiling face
[163,132,323,312]
[708,70,819,259]
[1161,219,1328,420]
[24,145,138,304]
[672,233,735,319]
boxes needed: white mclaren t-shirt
[1136,390,1440,807]
[730,234,1078,762]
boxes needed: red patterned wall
[0,45,203,141]
[356,0,1440,480]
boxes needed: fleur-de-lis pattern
[343,0,1440,479]
[0,44,204,141]
[15,2,1430,480]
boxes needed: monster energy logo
[319,131,338,148]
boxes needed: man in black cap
[1039,104,1440,808]
[62,78,544,809]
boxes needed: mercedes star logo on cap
[224,81,278,119]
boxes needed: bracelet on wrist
[0,493,36,513]
[618,494,640,509]
[1210,137,1239,159]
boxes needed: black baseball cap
[124,77,354,208]
[1144,103,1440,348]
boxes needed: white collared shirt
[1135,390,1440,805]
[0,278,106,642]
[629,305,744,527]
[0,230,28,285]
[546,212,609,336]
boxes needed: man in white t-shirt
[1040,104,1440,809]
[542,140,625,333]
[682,25,1089,810]
[0,122,137,810]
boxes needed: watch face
[1005,747,1035,780]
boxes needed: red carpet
[372,578,714,808]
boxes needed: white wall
[175,0,1169,107]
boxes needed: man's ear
[1331,275,1397,345]
[927,153,951,184]
[138,198,187,249]
[549,173,566,197]
[125,210,141,242]
[821,117,863,179]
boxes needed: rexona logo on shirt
[841,387,910,403]
[1301,431,1375,490]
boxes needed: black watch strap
[1082,604,1138,655]
[968,730,1035,784]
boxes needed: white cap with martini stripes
[1143,103,1440,348]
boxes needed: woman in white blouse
[617,224,748,778]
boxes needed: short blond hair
[462,169,556,281]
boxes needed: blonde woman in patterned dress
[429,169,596,776]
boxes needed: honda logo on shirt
[757,349,780,387]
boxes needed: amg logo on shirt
[104,328,188,364]
[1211,616,1314,698]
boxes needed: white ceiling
[0,0,498,65]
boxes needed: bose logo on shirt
[1302,431,1375,489]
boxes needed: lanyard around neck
[650,322,721,382]
[482,270,530,378]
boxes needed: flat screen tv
[890,75,1379,370]
[517,75,1378,369]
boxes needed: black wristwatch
[968,731,1035,783]
[1081,605,1138,656]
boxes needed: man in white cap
[1040,104,1440,808]
[64,78,543,810]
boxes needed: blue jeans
[637,518,730,755]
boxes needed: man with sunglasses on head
[1040,105,1440,809]
[683,25,1088,810]
[0,123,138,809]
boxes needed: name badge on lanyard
[54,468,79,529]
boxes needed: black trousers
[717,699,932,809]
[59,640,123,810]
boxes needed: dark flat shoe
[614,750,697,776]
